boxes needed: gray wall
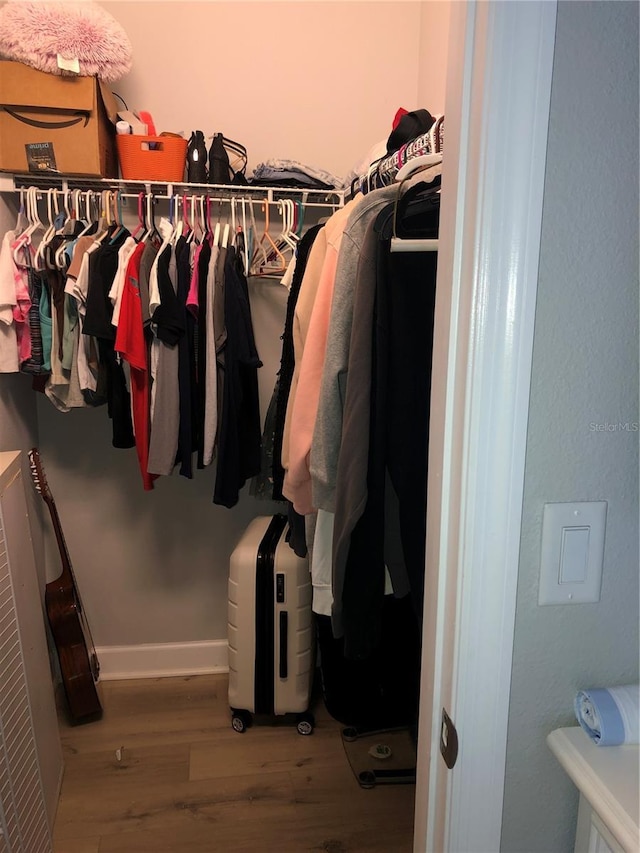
[501,3,639,851]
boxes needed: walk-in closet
[0,2,638,853]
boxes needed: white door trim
[414,2,558,851]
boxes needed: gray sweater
[310,184,402,512]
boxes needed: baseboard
[95,640,229,681]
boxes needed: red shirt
[115,242,157,491]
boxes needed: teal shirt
[39,284,52,372]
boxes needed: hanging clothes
[174,234,197,478]
[194,239,212,468]
[311,166,442,513]
[213,246,263,508]
[271,222,324,500]
[114,240,157,491]
[147,242,182,475]
[334,182,440,660]
[282,199,359,515]
[83,229,136,447]
[202,243,220,467]
[0,231,21,373]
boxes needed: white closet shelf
[0,173,345,208]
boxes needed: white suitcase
[228,514,315,734]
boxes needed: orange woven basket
[117,135,187,182]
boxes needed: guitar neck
[44,495,75,587]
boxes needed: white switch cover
[538,501,607,605]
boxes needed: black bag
[316,594,421,730]
[208,133,248,185]
[208,133,231,184]
[187,130,208,183]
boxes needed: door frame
[414,2,558,851]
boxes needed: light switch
[559,526,589,584]
[538,501,607,605]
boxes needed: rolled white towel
[574,684,640,746]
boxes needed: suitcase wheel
[342,726,359,742]
[231,710,252,733]
[296,712,315,736]
[358,771,377,789]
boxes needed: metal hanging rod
[0,173,345,208]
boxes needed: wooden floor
[53,674,416,853]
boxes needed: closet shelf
[0,173,345,208]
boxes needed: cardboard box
[0,60,118,177]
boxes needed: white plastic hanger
[76,190,95,238]
[167,195,182,245]
[140,192,158,244]
[34,188,59,270]
[284,199,298,249]
[12,187,40,264]
[52,190,75,269]
[394,152,442,183]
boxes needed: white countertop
[548,727,640,852]
[0,450,21,491]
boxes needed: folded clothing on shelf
[250,159,343,190]
[574,684,640,746]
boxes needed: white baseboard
[95,640,229,681]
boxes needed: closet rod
[390,237,438,253]
[0,174,345,208]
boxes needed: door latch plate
[440,708,458,769]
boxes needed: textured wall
[501,2,639,851]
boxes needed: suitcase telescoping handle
[279,611,288,679]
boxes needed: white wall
[102,1,423,181]
[418,1,450,114]
[10,0,451,664]
[501,2,639,851]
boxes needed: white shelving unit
[548,727,640,853]
[0,452,62,853]
[0,173,345,210]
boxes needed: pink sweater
[283,200,358,514]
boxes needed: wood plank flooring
[54,674,416,852]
